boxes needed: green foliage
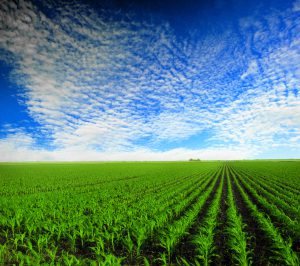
[0,161,299,264]
[231,166,299,266]
[192,166,224,266]
[225,167,252,266]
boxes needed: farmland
[0,161,299,265]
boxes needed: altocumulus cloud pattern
[0,0,300,161]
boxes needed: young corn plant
[157,252,168,266]
[13,233,26,250]
[160,228,183,262]
[122,232,134,260]
[232,170,299,266]
[132,226,147,256]
[160,171,220,263]
[233,168,300,240]
[67,232,77,253]
[100,253,124,266]
[193,167,224,266]
[25,239,41,261]
[226,168,252,266]
[236,169,299,220]
[46,246,58,264]
[62,252,80,266]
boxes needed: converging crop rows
[0,161,299,265]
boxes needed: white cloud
[0,131,255,161]
[240,60,259,79]
[0,0,300,161]
[0,0,241,149]
[213,34,300,151]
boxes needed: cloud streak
[0,130,256,161]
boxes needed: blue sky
[0,0,300,161]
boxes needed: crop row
[0,161,299,265]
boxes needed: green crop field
[0,161,299,265]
